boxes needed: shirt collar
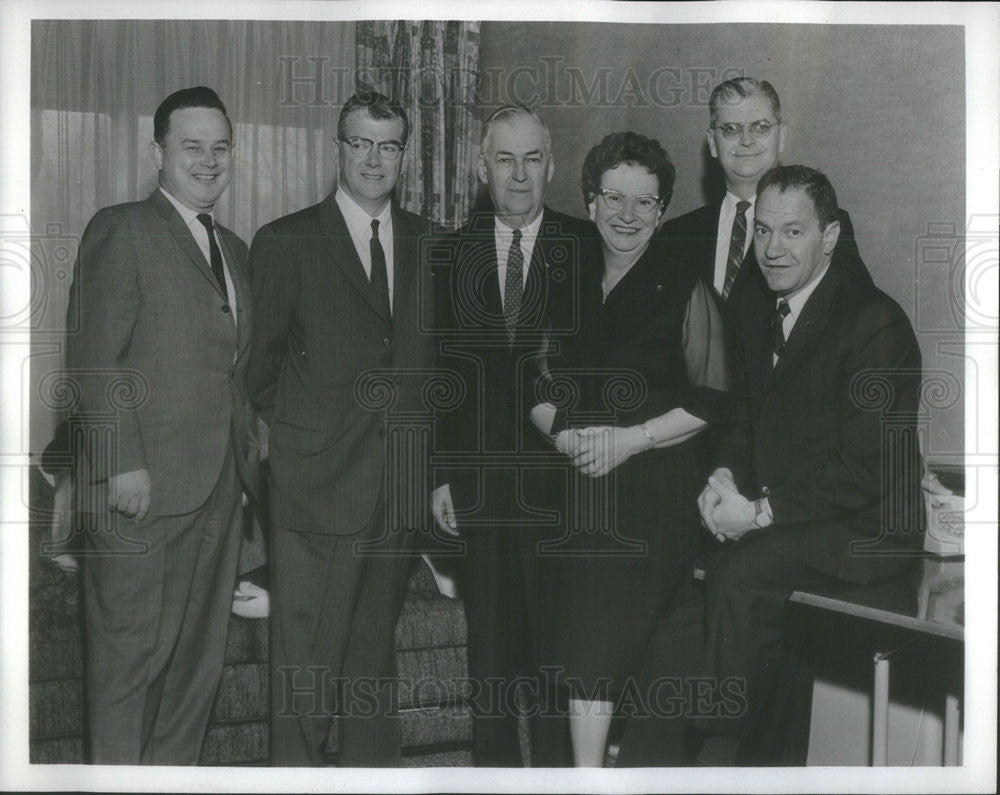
[160,187,208,226]
[335,187,392,227]
[494,210,544,246]
[723,191,756,214]
[781,260,831,319]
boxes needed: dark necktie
[369,218,390,318]
[773,299,792,358]
[722,200,751,301]
[196,213,227,294]
[504,228,524,343]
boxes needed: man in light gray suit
[66,86,258,764]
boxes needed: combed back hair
[757,165,840,229]
[153,86,232,144]
[708,77,782,128]
[481,105,552,154]
[338,90,410,144]
[580,131,676,211]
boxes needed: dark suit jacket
[248,191,437,536]
[721,257,924,546]
[659,201,871,303]
[431,207,592,522]
[66,189,258,514]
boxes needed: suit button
[761,486,770,496]
[222,304,231,313]
[383,338,391,347]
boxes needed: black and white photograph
[1,1,996,792]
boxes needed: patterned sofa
[28,467,473,766]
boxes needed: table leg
[943,692,960,765]
[872,653,890,766]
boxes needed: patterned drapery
[356,21,481,230]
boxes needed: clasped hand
[697,467,756,542]
[557,425,646,478]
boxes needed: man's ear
[546,154,555,184]
[706,128,719,160]
[822,219,841,256]
[777,123,788,157]
[477,154,488,185]
[587,200,597,222]
[149,140,163,170]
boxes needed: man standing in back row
[67,86,258,764]
[249,91,437,766]
[660,77,869,308]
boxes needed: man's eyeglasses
[596,189,662,215]
[339,137,405,161]
[711,120,777,141]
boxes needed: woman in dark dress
[530,132,730,765]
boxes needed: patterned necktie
[369,218,390,318]
[504,228,524,343]
[722,200,751,301]
[195,213,227,294]
[773,299,792,358]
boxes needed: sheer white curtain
[30,20,355,449]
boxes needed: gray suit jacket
[66,189,258,515]
[248,191,437,535]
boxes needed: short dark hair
[581,131,676,210]
[756,165,840,229]
[153,86,232,145]
[338,90,410,144]
[708,77,782,129]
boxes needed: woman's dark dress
[541,235,730,696]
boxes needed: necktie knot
[196,213,214,232]
[736,200,750,216]
[371,218,380,238]
[511,228,522,246]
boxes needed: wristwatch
[753,497,773,528]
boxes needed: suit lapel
[703,202,724,289]
[318,192,390,325]
[521,208,559,330]
[459,213,503,326]
[763,264,842,393]
[217,227,251,350]
[148,189,227,299]
[390,204,415,322]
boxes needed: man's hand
[566,426,647,478]
[705,473,757,542]
[698,467,736,532]
[108,469,151,521]
[431,483,458,536]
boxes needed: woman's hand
[564,425,649,478]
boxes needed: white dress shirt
[494,212,544,311]
[713,191,757,295]
[160,188,237,325]
[773,260,831,365]
[336,188,395,312]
